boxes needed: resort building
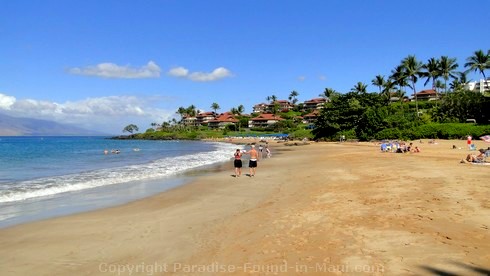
[207,112,239,129]
[302,110,320,124]
[182,115,198,126]
[465,78,490,93]
[252,103,268,113]
[249,113,283,128]
[303,98,327,111]
[268,100,293,113]
[413,89,439,101]
[253,100,294,114]
[196,112,216,126]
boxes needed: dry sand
[0,139,489,275]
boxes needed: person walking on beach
[265,146,271,158]
[233,148,243,177]
[246,144,259,177]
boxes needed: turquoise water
[0,136,239,227]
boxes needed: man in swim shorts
[247,144,259,177]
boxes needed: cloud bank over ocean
[0,93,174,134]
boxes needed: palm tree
[439,56,459,94]
[160,121,170,131]
[457,71,469,85]
[176,106,187,121]
[465,49,490,81]
[450,72,470,92]
[230,105,245,131]
[186,105,197,117]
[401,55,424,116]
[397,90,406,106]
[465,49,490,90]
[237,104,245,115]
[351,82,368,94]
[210,102,220,114]
[230,104,245,116]
[390,64,408,96]
[319,88,337,99]
[422,57,440,89]
[449,79,461,92]
[150,122,160,130]
[288,90,299,104]
[371,75,385,93]
[183,105,197,129]
[381,80,395,102]
[171,118,178,126]
[434,79,445,94]
[266,95,277,103]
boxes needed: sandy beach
[0,139,489,275]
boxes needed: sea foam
[0,142,238,203]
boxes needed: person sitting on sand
[465,149,486,163]
[406,142,413,153]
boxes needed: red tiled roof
[209,112,238,123]
[303,110,320,118]
[304,98,326,103]
[414,89,437,96]
[251,114,283,121]
[197,112,215,117]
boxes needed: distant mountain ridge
[0,113,107,136]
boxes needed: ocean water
[0,136,240,228]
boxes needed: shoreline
[0,139,246,229]
[0,139,489,275]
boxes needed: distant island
[0,113,108,136]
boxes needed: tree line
[125,49,489,140]
[313,49,490,141]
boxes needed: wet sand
[0,139,489,275]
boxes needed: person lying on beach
[464,149,486,163]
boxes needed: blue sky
[1,0,489,134]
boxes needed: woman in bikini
[233,149,243,177]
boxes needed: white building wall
[465,78,490,93]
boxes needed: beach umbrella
[480,135,490,143]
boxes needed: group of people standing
[233,144,270,177]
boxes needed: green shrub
[288,129,313,140]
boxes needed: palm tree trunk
[412,79,419,116]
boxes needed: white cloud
[68,61,161,79]
[0,93,174,134]
[168,66,189,77]
[319,75,327,81]
[298,76,306,81]
[167,66,233,82]
[0,93,16,109]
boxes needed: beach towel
[480,135,490,143]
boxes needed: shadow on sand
[419,261,490,275]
